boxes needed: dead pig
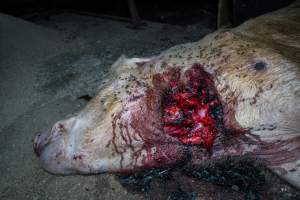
[33,2,300,189]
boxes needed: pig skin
[33,1,300,189]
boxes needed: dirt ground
[0,12,299,200]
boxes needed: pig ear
[110,55,127,73]
[111,55,152,74]
[122,57,152,66]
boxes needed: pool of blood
[161,65,223,150]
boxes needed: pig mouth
[161,65,224,150]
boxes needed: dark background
[1,0,296,27]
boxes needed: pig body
[34,2,300,188]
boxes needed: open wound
[161,64,224,150]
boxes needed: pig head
[34,2,300,188]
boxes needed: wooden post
[127,0,143,28]
[217,0,232,28]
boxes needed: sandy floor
[0,12,299,200]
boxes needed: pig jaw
[34,108,188,174]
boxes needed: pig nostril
[33,142,41,157]
[33,133,44,157]
[33,137,40,157]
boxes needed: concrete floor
[0,13,213,200]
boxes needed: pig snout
[33,118,86,174]
[33,121,71,157]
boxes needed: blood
[108,64,224,170]
[162,64,223,150]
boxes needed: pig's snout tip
[33,131,49,157]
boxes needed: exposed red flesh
[162,64,223,150]
[109,64,224,170]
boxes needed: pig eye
[253,61,267,71]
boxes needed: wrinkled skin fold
[34,2,300,189]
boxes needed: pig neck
[199,80,299,170]
[156,64,262,163]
